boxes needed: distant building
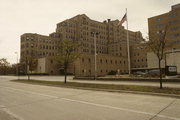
[20,33,61,63]
[166,49,180,73]
[147,49,180,74]
[131,43,148,72]
[148,3,180,49]
[20,14,147,76]
[147,3,180,72]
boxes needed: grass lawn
[12,79,180,95]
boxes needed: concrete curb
[74,77,180,82]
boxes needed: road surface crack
[148,99,177,120]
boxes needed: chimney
[108,19,111,22]
[172,3,180,10]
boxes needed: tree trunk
[64,67,67,84]
[159,59,163,89]
[28,74,30,80]
[28,70,31,80]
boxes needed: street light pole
[94,33,97,80]
[91,32,99,80]
[172,48,175,66]
[15,52,19,79]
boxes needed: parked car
[133,71,147,76]
[147,69,160,77]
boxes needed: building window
[51,60,53,64]
[174,33,179,37]
[82,58,84,62]
[157,18,162,22]
[88,58,91,63]
[169,20,179,24]
[26,43,29,48]
[156,24,164,28]
[171,26,179,31]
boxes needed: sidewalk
[16,76,180,89]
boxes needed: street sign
[168,66,177,72]
[165,66,177,76]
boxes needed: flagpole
[126,8,131,75]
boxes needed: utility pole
[15,52,19,79]
[91,32,99,80]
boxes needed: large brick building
[20,14,147,76]
[147,3,180,72]
[148,3,180,49]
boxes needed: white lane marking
[4,87,58,99]
[3,87,180,120]
[0,105,6,108]
[62,98,155,115]
[1,108,24,120]
[62,98,180,120]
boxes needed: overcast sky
[0,0,179,64]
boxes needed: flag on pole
[118,13,127,26]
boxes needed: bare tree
[148,25,169,89]
[27,57,37,80]
[55,40,80,83]
[0,58,10,75]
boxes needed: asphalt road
[0,76,180,120]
